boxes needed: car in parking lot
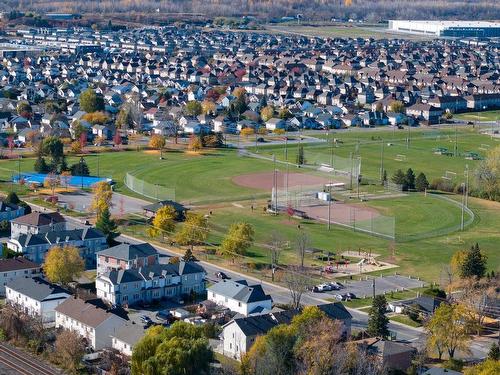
[155,310,173,321]
[140,315,153,324]
[313,284,334,292]
[332,293,345,301]
[345,292,357,300]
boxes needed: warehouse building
[388,20,500,38]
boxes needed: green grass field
[0,131,498,282]
[454,110,500,122]
[260,127,498,182]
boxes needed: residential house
[356,338,416,372]
[10,211,65,238]
[0,200,25,221]
[142,200,187,220]
[96,242,159,275]
[55,297,127,350]
[111,322,146,356]
[407,103,442,124]
[96,261,206,306]
[0,257,41,296]
[207,279,272,316]
[6,276,71,322]
[265,118,286,131]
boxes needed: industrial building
[388,20,500,38]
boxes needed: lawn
[454,110,500,122]
[259,127,498,182]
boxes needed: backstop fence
[124,173,176,201]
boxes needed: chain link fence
[124,173,176,201]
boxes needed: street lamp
[80,156,85,189]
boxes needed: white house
[55,297,127,350]
[207,279,272,316]
[0,257,41,296]
[5,277,71,322]
[10,212,66,239]
[111,322,146,356]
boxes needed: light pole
[379,140,384,183]
[460,182,466,231]
[327,183,332,231]
[80,156,85,189]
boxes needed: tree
[91,181,113,219]
[60,171,72,190]
[148,205,177,238]
[185,100,203,116]
[389,100,405,113]
[278,107,292,120]
[44,245,85,285]
[296,144,306,165]
[82,111,109,125]
[70,160,90,176]
[188,135,203,151]
[183,248,195,262]
[79,88,105,113]
[460,243,487,279]
[391,169,406,186]
[201,100,216,115]
[70,141,82,154]
[219,222,254,260]
[44,172,60,199]
[284,267,310,309]
[17,101,33,118]
[175,213,209,252]
[260,105,274,122]
[54,329,85,374]
[131,322,213,375]
[41,136,64,172]
[415,172,430,192]
[475,146,500,201]
[72,121,87,140]
[115,104,134,129]
[4,192,20,205]
[34,153,48,173]
[367,295,389,338]
[426,303,476,359]
[149,134,166,159]
[405,168,416,190]
[488,343,500,361]
[240,127,255,137]
[267,231,287,281]
[295,230,309,269]
[95,206,119,245]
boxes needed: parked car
[345,292,357,300]
[315,284,333,292]
[216,271,230,280]
[140,315,153,324]
[332,293,344,301]
[156,310,173,321]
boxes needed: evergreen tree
[70,160,90,176]
[367,295,390,338]
[34,155,48,173]
[415,172,430,192]
[488,343,500,361]
[183,248,195,262]
[391,169,406,186]
[460,243,487,279]
[382,169,387,186]
[95,206,119,245]
[5,192,20,205]
[405,168,416,190]
[296,144,305,165]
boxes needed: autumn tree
[267,231,287,281]
[464,359,500,375]
[82,111,109,125]
[219,222,254,260]
[115,104,134,129]
[240,127,255,137]
[426,303,477,359]
[367,295,390,338]
[17,101,33,118]
[260,105,274,122]
[284,267,310,309]
[389,100,405,113]
[70,141,82,154]
[201,100,216,115]
[188,135,203,151]
[148,205,177,238]
[54,329,85,374]
[44,246,85,285]
[79,88,105,113]
[149,134,166,159]
[295,230,309,269]
[91,181,113,218]
[475,145,500,201]
[175,213,209,252]
[185,100,203,116]
[44,172,60,199]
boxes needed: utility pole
[465,164,469,208]
[273,154,278,215]
[328,183,332,230]
[372,278,376,299]
[379,140,384,183]
[461,182,466,231]
[349,152,353,190]
[454,123,458,157]
[407,125,411,149]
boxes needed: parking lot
[312,275,426,300]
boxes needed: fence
[396,193,475,242]
[12,173,111,188]
[124,173,176,201]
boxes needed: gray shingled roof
[208,280,272,304]
[112,322,146,346]
[97,243,157,261]
[5,276,69,302]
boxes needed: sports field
[454,110,500,122]
[0,134,498,282]
[259,127,499,182]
